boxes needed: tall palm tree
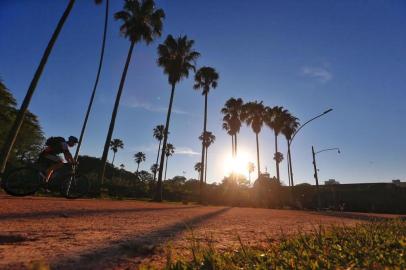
[265,106,289,182]
[164,143,175,181]
[74,0,110,161]
[281,114,300,186]
[221,98,244,159]
[152,124,165,180]
[109,138,124,165]
[199,131,216,183]
[0,0,77,174]
[247,162,255,183]
[241,101,266,179]
[194,162,202,178]
[98,0,165,184]
[150,163,158,175]
[155,35,200,201]
[194,67,219,194]
[134,151,146,172]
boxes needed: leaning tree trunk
[98,41,135,185]
[74,0,109,161]
[153,139,162,181]
[156,83,176,201]
[256,132,261,179]
[199,93,208,202]
[0,0,75,175]
[274,132,280,183]
[288,141,294,186]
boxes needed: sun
[223,150,252,178]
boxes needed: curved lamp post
[312,146,341,209]
[287,108,333,186]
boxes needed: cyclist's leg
[38,154,63,181]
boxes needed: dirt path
[0,195,402,269]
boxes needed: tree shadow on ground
[0,206,199,221]
[51,207,231,269]
[311,211,406,222]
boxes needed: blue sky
[1,0,405,184]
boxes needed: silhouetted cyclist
[38,136,78,180]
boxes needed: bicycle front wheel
[61,175,89,199]
[2,167,41,196]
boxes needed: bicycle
[1,163,89,199]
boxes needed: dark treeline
[77,155,406,214]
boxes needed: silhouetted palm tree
[265,106,289,182]
[199,131,216,183]
[281,114,300,186]
[247,162,255,182]
[0,1,77,174]
[194,162,202,178]
[221,98,244,159]
[150,163,158,175]
[75,0,110,161]
[155,35,200,201]
[153,124,165,180]
[241,101,266,179]
[109,138,124,166]
[98,0,164,184]
[134,151,146,172]
[164,143,175,181]
[194,66,219,194]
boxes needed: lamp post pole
[312,146,340,210]
[288,108,333,186]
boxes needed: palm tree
[98,0,165,184]
[155,35,200,201]
[194,67,219,194]
[0,0,108,175]
[241,101,266,179]
[194,162,202,178]
[152,124,164,181]
[265,106,289,182]
[247,162,255,183]
[164,143,175,181]
[150,163,158,175]
[221,98,244,159]
[281,114,300,186]
[74,0,110,161]
[199,131,216,183]
[0,1,77,174]
[109,138,124,166]
[134,151,146,172]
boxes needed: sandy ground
[0,195,403,269]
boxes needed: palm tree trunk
[74,0,109,161]
[199,93,208,202]
[136,162,140,173]
[111,151,116,166]
[0,0,75,175]
[156,83,176,201]
[204,147,208,184]
[234,134,238,157]
[256,132,261,179]
[153,140,162,181]
[164,156,168,181]
[231,135,234,158]
[274,132,280,182]
[98,41,135,185]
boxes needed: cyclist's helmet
[68,136,79,144]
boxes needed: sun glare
[223,151,252,178]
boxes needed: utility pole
[312,146,321,209]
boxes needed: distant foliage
[0,80,44,167]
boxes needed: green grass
[162,220,406,270]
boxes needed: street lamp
[287,108,333,186]
[312,146,341,209]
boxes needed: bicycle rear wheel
[2,167,41,196]
[61,174,89,199]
